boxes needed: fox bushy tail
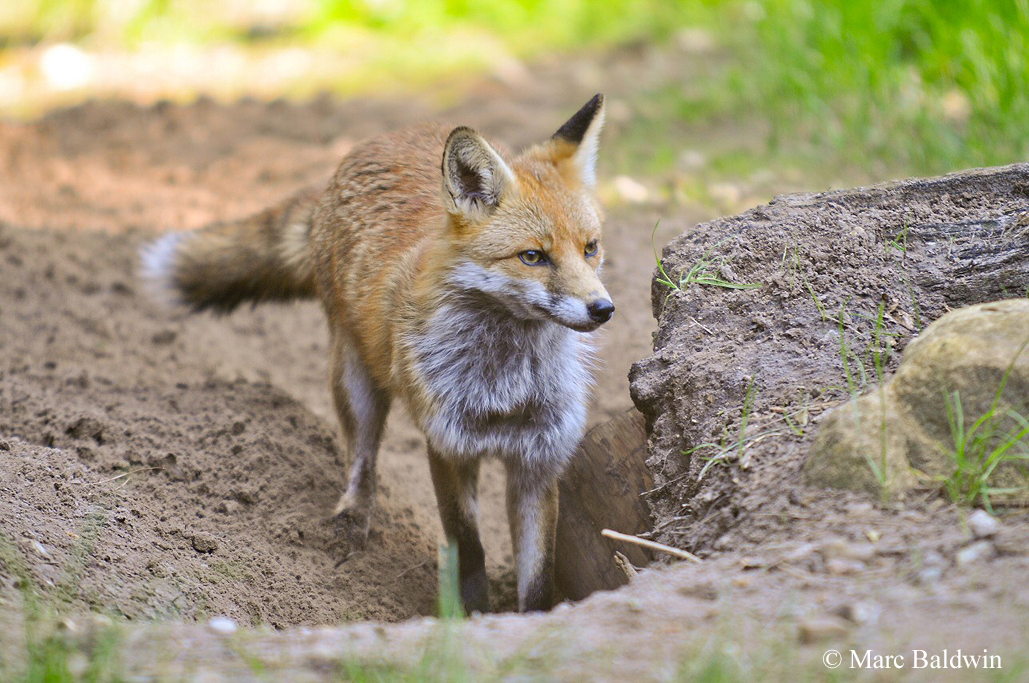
[141,188,320,312]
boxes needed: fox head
[439,94,613,332]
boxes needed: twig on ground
[75,467,160,486]
[392,559,430,581]
[601,528,703,563]
[690,317,714,335]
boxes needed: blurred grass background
[1,0,1027,189]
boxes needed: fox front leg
[505,462,560,612]
[427,449,490,614]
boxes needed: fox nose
[586,299,615,324]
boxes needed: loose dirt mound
[0,225,443,625]
[631,164,1029,551]
[0,380,438,625]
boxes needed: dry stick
[393,559,429,582]
[75,467,160,486]
[690,316,714,336]
[601,528,703,563]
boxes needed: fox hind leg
[330,333,390,554]
[427,449,490,614]
[505,462,559,612]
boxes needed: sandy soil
[1,42,1028,681]
[0,46,690,626]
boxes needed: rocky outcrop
[805,299,1029,499]
[630,164,1029,550]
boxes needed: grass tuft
[939,337,1029,511]
[0,524,123,683]
[654,227,761,297]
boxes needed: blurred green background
[2,0,1027,192]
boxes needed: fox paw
[332,506,371,564]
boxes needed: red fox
[141,95,613,613]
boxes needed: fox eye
[584,240,599,258]
[518,250,548,266]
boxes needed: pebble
[782,542,818,563]
[738,556,767,569]
[826,558,865,575]
[846,501,874,516]
[151,330,177,345]
[191,533,218,554]
[834,601,881,625]
[967,509,1000,539]
[955,540,996,566]
[798,615,851,643]
[208,616,237,635]
[916,566,944,585]
[215,500,242,515]
[819,539,875,562]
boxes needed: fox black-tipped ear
[552,93,605,188]
[441,126,516,220]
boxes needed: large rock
[805,299,1029,499]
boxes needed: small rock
[29,540,51,559]
[151,330,177,345]
[834,601,881,625]
[191,533,218,554]
[208,616,237,634]
[738,556,767,569]
[966,509,1000,539]
[992,530,1023,556]
[782,542,818,563]
[712,534,733,551]
[916,566,943,585]
[66,416,105,443]
[955,540,996,566]
[233,489,258,505]
[215,500,242,515]
[846,501,874,515]
[826,558,866,575]
[798,615,851,643]
[819,539,875,562]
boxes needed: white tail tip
[139,232,186,305]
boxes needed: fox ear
[551,93,605,188]
[441,127,516,220]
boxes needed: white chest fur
[410,300,592,473]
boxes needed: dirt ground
[0,46,691,627]
[1,43,1028,680]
